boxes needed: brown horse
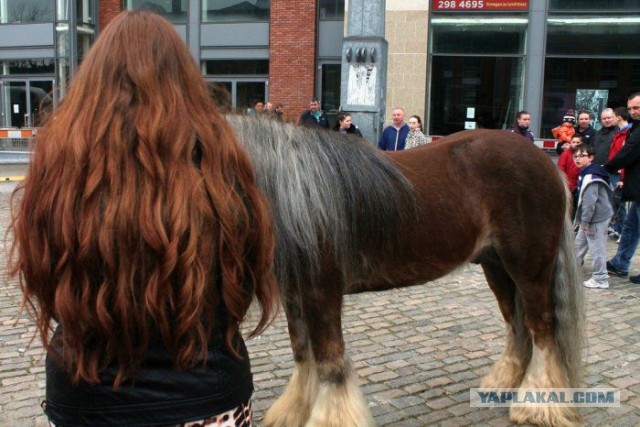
[229,116,584,427]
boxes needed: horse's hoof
[510,404,580,427]
[480,358,525,389]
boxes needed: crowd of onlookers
[546,95,640,290]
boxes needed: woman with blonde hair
[9,10,278,426]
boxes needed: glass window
[430,16,527,55]
[77,0,93,24]
[204,60,269,75]
[541,58,640,138]
[0,0,54,23]
[319,0,344,20]
[1,59,55,75]
[125,0,187,23]
[77,30,95,63]
[236,81,266,111]
[549,0,640,11]
[208,82,232,111]
[429,56,523,135]
[202,0,270,23]
[546,17,640,56]
[320,63,341,127]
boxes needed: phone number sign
[433,0,529,11]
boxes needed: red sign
[432,0,529,11]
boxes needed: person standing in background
[591,108,617,165]
[378,107,410,151]
[333,112,363,137]
[405,115,429,149]
[576,109,596,143]
[506,110,535,142]
[299,98,329,129]
[605,93,640,284]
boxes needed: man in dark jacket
[576,110,596,143]
[506,110,535,142]
[604,93,640,283]
[299,98,329,129]
[378,107,410,151]
[591,108,617,165]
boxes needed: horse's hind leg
[264,300,318,427]
[499,225,583,426]
[479,253,531,389]
[303,284,374,427]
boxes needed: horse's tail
[551,186,585,388]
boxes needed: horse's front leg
[303,285,374,427]
[264,297,317,427]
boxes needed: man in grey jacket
[574,144,614,289]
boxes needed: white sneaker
[583,278,609,289]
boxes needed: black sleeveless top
[44,327,252,426]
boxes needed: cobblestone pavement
[1,180,638,426]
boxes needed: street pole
[340,0,387,143]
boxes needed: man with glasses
[605,93,640,283]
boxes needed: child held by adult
[9,11,278,427]
[553,110,577,154]
[573,144,614,289]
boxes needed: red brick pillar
[99,0,123,33]
[269,0,318,122]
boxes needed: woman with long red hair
[8,10,278,427]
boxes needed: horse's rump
[366,129,568,288]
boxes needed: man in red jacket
[607,107,632,238]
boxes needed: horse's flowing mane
[227,116,417,292]
[7,11,278,387]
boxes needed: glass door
[0,79,53,128]
[318,62,341,128]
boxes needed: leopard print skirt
[48,401,252,427]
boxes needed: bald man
[592,108,617,165]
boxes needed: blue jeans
[610,174,627,234]
[609,201,640,273]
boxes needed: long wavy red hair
[8,10,278,387]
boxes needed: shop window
[77,0,94,24]
[204,60,269,75]
[431,16,527,55]
[1,59,55,75]
[549,0,640,11]
[547,17,640,56]
[0,0,54,23]
[541,58,640,138]
[202,0,270,23]
[429,56,523,135]
[319,0,344,20]
[125,0,188,23]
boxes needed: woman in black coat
[333,112,363,137]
